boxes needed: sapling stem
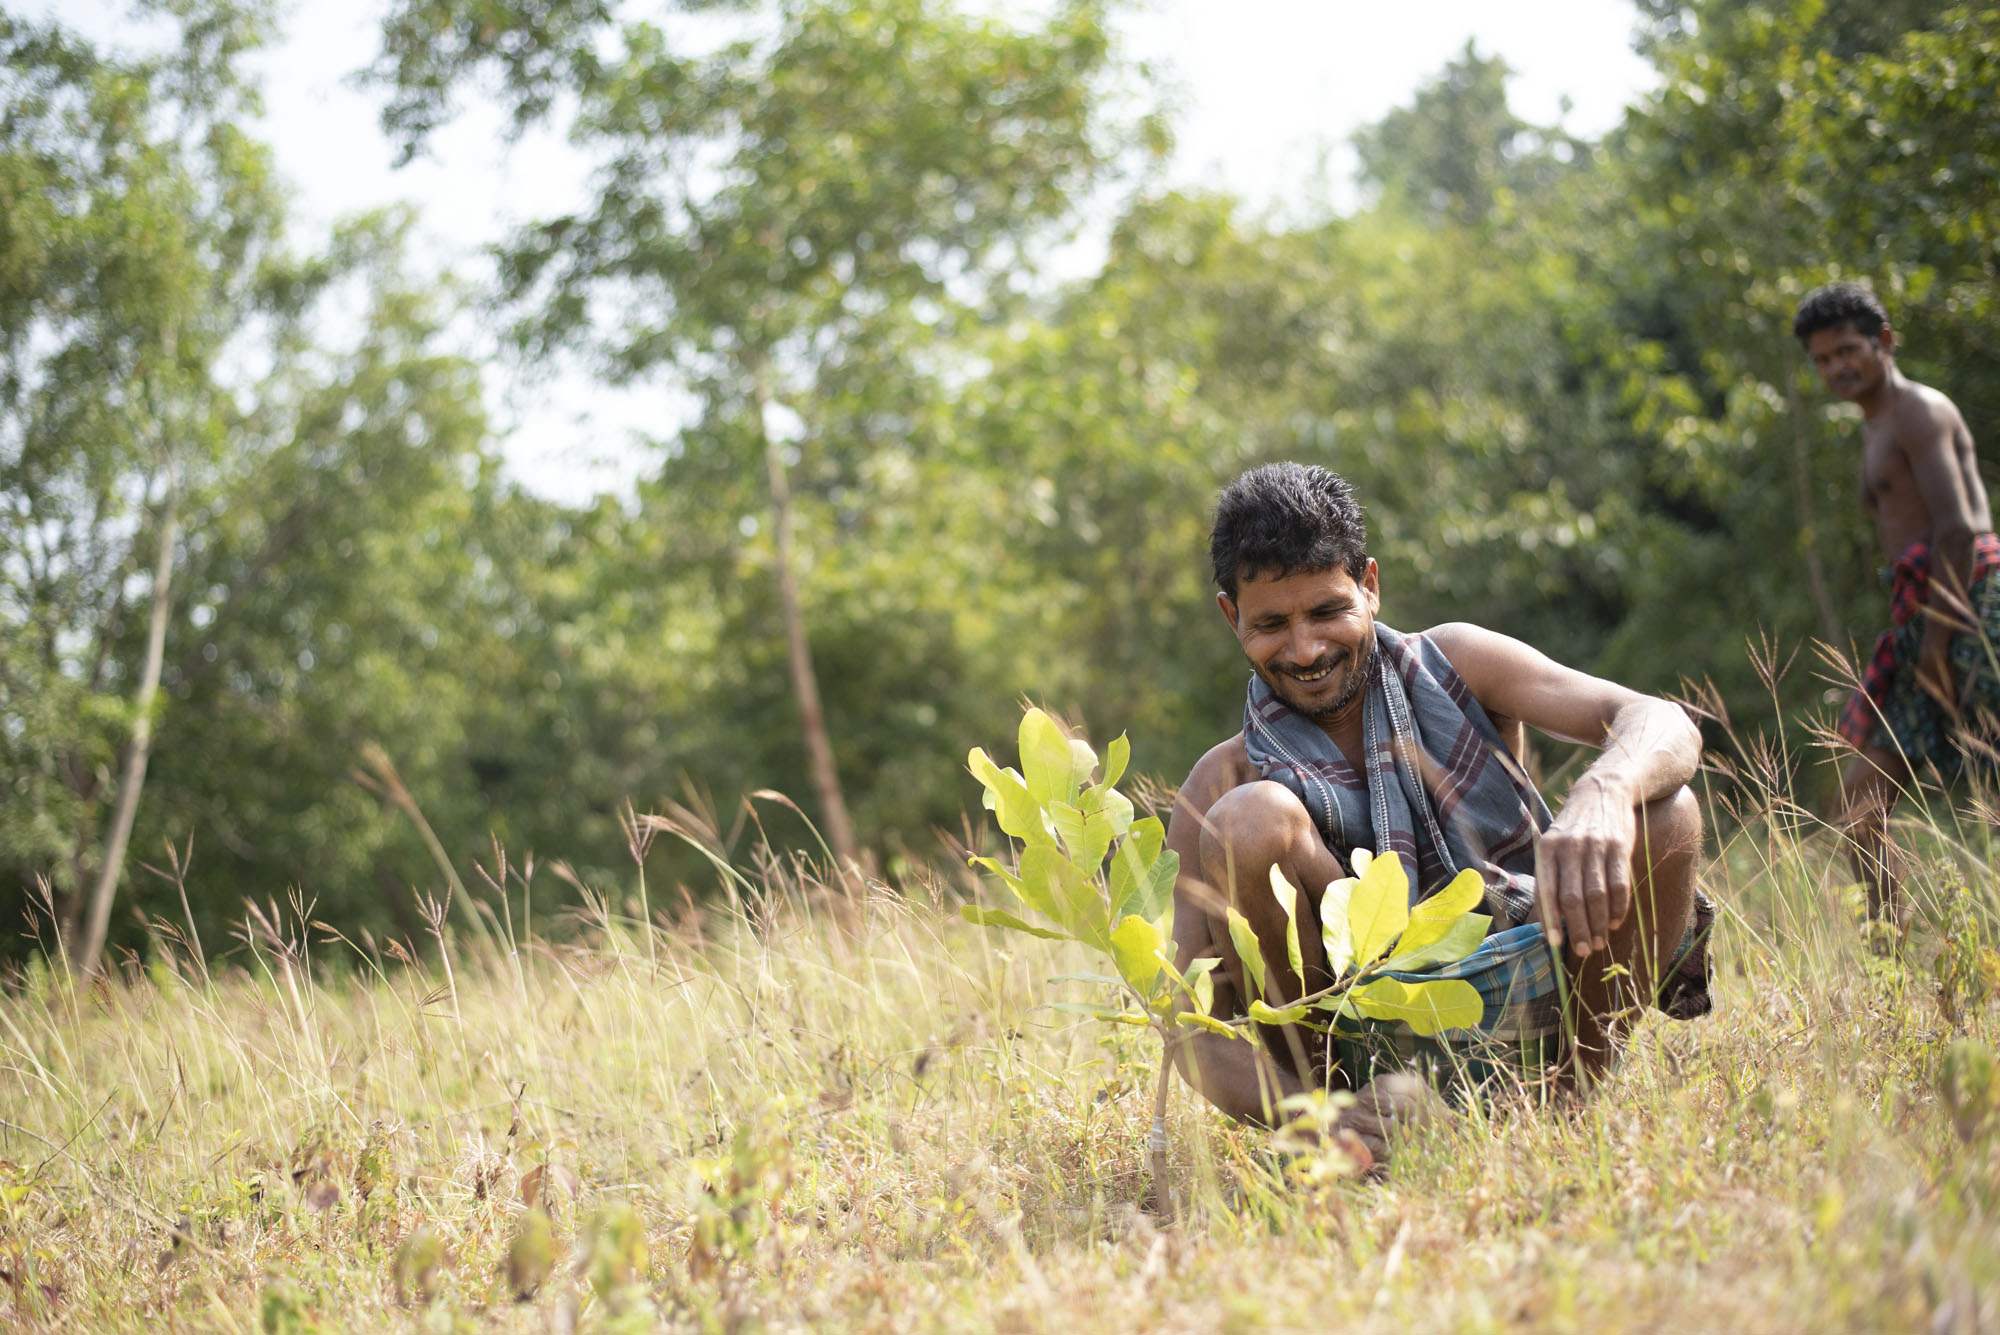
[1149,1027,1177,1225]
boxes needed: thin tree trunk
[748,367,862,878]
[74,487,178,975]
[1787,378,1846,647]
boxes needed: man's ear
[1217,590,1240,634]
[1878,323,1898,357]
[1361,558,1381,615]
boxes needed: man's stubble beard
[1261,631,1374,724]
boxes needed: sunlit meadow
[2,749,1998,1332]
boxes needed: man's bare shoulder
[1187,732,1254,792]
[1891,379,1968,444]
[1419,620,1499,682]
[1175,733,1256,817]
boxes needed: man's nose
[1285,625,1328,666]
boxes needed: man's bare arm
[1428,622,1701,957]
[1903,396,1985,702]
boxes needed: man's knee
[1629,786,1701,933]
[1638,785,1703,861]
[1199,781,1314,890]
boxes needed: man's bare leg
[1192,781,1343,1099]
[1178,781,1449,1168]
[1839,745,1908,928]
[1563,786,1704,1079]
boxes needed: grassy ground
[2,795,1998,1332]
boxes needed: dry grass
[1,790,1998,1333]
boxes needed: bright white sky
[37,1,1655,503]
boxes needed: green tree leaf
[1348,850,1411,966]
[1049,1002,1148,1025]
[1321,876,1356,977]
[1077,781,1134,838]
[1109,913,1166,997]
[1140,849,1180,927]
[959,904,1068,941]
[1019,708,1078,806]
[1108,816,1166,919]
[1226,906,1266,1001]
[1248,998,1311,1026]
[967,748,1049,844]
[1015,842,1074,926]
[1067,736,1099,791]
[1347,977,1485,1036]
[1379,913,1492,973]
[1175,1010,1244,1040]
[1396,867,1487,957]
[1102,733,1131,790]
[1049,800,1117,869]
[1270,863,1304,980]
[1178,955,1221,1014]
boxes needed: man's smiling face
[1221,561,1380,723]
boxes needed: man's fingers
[1581,849,1610,953]
[1535,842,1562,949]
[1557,849,1592,959]
[1606,853,1633,935]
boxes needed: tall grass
[1,741,1996,1331]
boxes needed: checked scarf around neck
[1242,623,1547,928]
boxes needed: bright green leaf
[1109,914,1165,996]
[1270,863,1304,980]
[1019,709,1078,805]
[1135,847,1179,925]
[1049,800,1116,869]
[1034,844,1106,950]
[967,748,1049,844]
[1067,736,1099,790]
[1396,867,1487,957]
[959,904,1068,940]
[1108,816,1167,918]
[1226,907,1266,1001]
[1049,1002,1148,1025]
[1016,842,1075,926]
[1321,876,1356,977]
[1348,849,1410,966]
[1347,977,1485,1036]
[1102,733,1131,790]
[1087,784,1135,837]
[1379,914,1491,973]
[1175,1010,1244,1040]
[1248,998,1310,1026]
[1180,956,1220,1014]
[967,854,1023,901]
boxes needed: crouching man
[1168,463,1715,1166]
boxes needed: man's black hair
[1209,462,1369,598]
[1793,281,1890,345]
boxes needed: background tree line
[2,0,1995,968]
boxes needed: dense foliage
[3,0,1997,963]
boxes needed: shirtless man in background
[1796,282,1996,924]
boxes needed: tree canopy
[3,0,1996,965]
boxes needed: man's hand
[1918,620,1959,714]
[1536,774,1635,958]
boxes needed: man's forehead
[1807,323,1874,352]
[1235,564,1361,608]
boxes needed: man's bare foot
[1336,1071,1451,1175]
